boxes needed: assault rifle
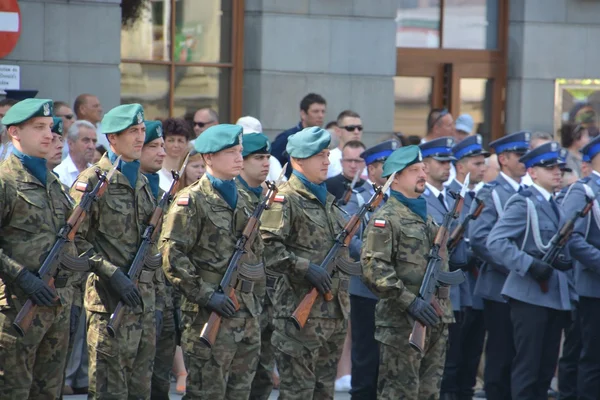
[448,196,485,278]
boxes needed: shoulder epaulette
[519,189,533,197]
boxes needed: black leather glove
[304,263,332,295]
[406,298,440,327]
[15,269,57,307]
[206,292,236,318]
[552,255,572,272]
[70,305,81,336]
[109,269,141,307]
[155,310,163,337]
[528,259,553,282]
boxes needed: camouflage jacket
[361,196,453,327]
[159,175,266,318]
[70,155,165,314]
[0,154,79,309]
[259,174,351,320]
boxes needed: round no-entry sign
[0,0,21,59]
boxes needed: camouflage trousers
[151,306,177,400]
[249,302,275,400]
[376,319,448,400]
[0,304,71,400]
[87,308,157,400]
[181,310,261,400]
[271,317,347,400]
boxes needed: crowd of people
[0,89,597,400]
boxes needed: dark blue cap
[489,131,530,154]
[360,139,400,165]
[519,141,564,169]
[452,134,490,160]
[419,136,456,161]
[581,134,600,163]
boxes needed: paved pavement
[65,383,353,399]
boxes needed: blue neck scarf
[293,170,328,206]
[237,176,263,201]
[108,150,140,188]
[207,173,238,209]
[13,148,48,186]
[143,173,160,200]
[391,189,427,222]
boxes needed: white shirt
[158,168,174,193]
[500,171,522,192]
[520,173,533,187]
[267,155,287,182]
[53,154,90,188]
[426,182,449,209]
[532,183,552,202]
[0,142,13,161]
[327,147,343,178]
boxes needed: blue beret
[144,120,163,145]
[452,134,490,160]
[489,131,530,154]
[286,126,331,159]
[194,124,243,154]
[51,117,64,135]
[101,104,145,135]
[1,99,53,126]
[242,133,270,157]
[382,145,423,177]
[419,136,456,161]
[360,140,400,165]
[519,141,564,169]
[581,134,600,162]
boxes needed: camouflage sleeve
[260,199,310,280]
[0,179,27,281]
[159,192,214,307]
[361,218,416,309]
[69,174,119,280]
[154,267,166,312]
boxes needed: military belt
[139,270,155,284]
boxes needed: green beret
[1,98,53,126]
[242,133,270,157]
[144,120,163,145]
[286,126,331,159]
[194,124,243,154]
[382,145,423,177]
[101,103,144,135]
[51,117,64,135]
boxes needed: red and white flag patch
[74,181,88,192]
[374,219,387,228]
[177,195,190,206]
[273,194,285,203]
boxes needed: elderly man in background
[54,120,98,188]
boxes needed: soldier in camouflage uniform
[234,132,277,400]
[0,99,82,399]
[71,104,165,399]
[260,126,352,400]
[361,145,453,400]
[160,124,266,400]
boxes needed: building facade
[1,0,600,146]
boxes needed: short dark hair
[342,140,366,152]
[162,117,193,141]
[407,135,422,145]
[560,123,586,148]
[337,110,361,125]
[96,145,107,154]
[0,98,18,107]
[300,93,326,113]
[325,120,338,130]
[426,108,448,132]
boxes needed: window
[120,0,244,122]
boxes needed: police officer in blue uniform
[469,131,530,400]
[343,139,398,400]
[566,135,600,400]
[447,134,490,400]
[419,137,469,400]
[487,141,573,400]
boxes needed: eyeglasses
[429,109,449,130]
[194,121,213,128]
[57,114,74,120]
[342,125,363,132]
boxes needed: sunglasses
[429,109,449,130]
[343,125,363,132]
[57,114,74,120]
[194,121,213,128]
